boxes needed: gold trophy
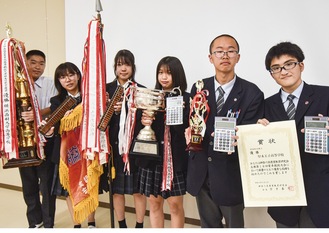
[1,25,42,168]
[2,63,42,168]
[130,87,165,159]
[186,80,210,151]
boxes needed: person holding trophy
[136,56,190,228]
[185,34,264,228]
[18,50,58,228]
[106,49,147,228]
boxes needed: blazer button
[208,157,212,162]
[209,141,213,146]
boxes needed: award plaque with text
[236,120,307,207]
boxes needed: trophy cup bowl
[130,87,165,159]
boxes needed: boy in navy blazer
[259,42,329,227]
[185,34,264,228]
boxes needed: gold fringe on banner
[59,104,83,134]
[58,103,104,223]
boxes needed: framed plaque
[130,140,161,160]
[237,120,307,207]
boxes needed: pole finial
[5,23,12,38]
[96,0,103,13]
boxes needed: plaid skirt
[111,167,139,195]
[137,165,187,199]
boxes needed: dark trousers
[196,177,244,228]
[19,158,56,228]
[276,207,316,228]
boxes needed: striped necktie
[216,86,225,115]
[286,94,296,120]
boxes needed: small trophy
[186,80,210,151]
[130,87,166,159]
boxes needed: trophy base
[130,139,161,160]
[2,147,43,169]
[185,134,203,151]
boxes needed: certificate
[237,120,307,207]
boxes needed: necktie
[286,94,296,120]
[74,96,81,104]
[216,86,225,115]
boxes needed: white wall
[0,0,65,77]
[65,0,329,99]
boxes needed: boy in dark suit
[259,41,329,227]
[185,34,264,228]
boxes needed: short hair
[26,50,46,62]
[54,62,82,101]
[113,49,136,82]
[155,56,187,93]
[209,34,240,54]
[265,42,305,71]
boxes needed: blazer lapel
[295,83,313,125]
[108,80,118,98]
[203,77,216,118]
[273,90,288,119]
[221,77,242,116]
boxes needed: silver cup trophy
[130,87,166,159]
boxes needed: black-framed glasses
[269,61,300,74]
[59,73,77,80]
[212,50,238,58]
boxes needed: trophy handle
[172,86,182,96]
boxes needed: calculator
[304,116,329,155]
[213,117,236,152]
[166,95,183,125]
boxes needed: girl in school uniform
[106,49,146,228]
[136,56,190,228]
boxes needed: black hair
[54,62,82,102]
[265,42,305,71]
[113,49,136,82]
[209,34,240,54]
[155,56,187,94]
[26,50,46,61]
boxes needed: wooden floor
[0,161,280,230]
[0,185,199,229]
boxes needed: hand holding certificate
[236,120,307,207]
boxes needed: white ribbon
[80,19,109,164]
[0,38,45,160]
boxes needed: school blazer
[49,94,81,165]
[186,76,264,206]
[266,82,329,227]
[106,80,145,172]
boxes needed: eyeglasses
[212,50,238,58]
[59,73,76,80]
[269,61,300,74]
